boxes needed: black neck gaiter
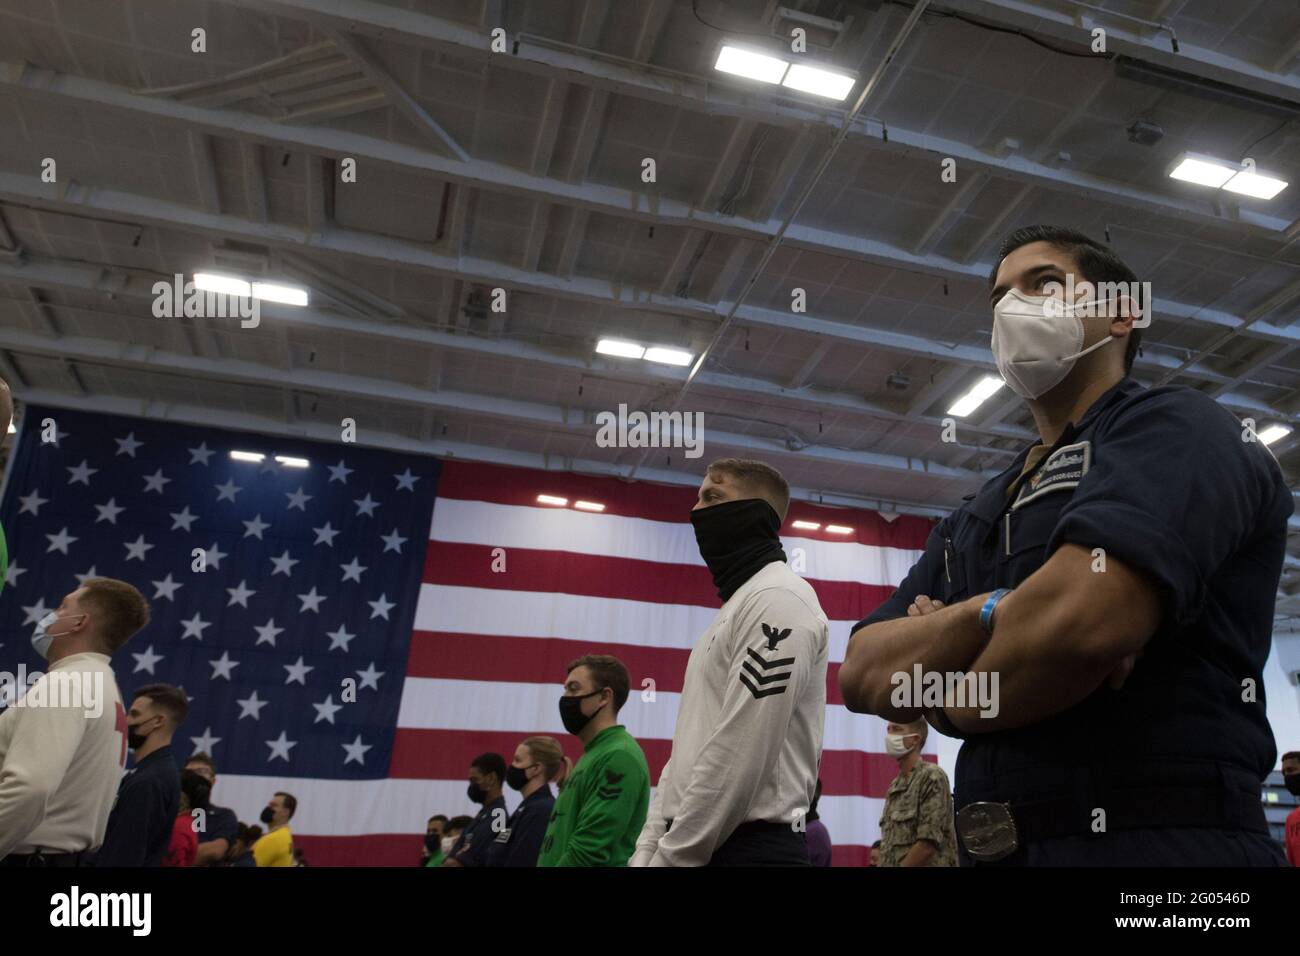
[690,498,786,602]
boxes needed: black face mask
[559,690,605,736]
[259,806,276,825]
[1284,773,1300,797]
[424,833,442,853]
[467,782,488,804]
[126,717,155,752]
[506,764,537,792]
[690,498,786,602]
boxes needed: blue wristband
[979,588,1012,635]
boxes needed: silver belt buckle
[956,801,1019,862]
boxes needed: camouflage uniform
[878,759,957,867]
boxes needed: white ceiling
[1,0,1299,612]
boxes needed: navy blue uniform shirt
[92,745,181,867]
[449,795,507,867]
[855,378,1292,804]
[486,785,555,867]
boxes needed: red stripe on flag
[436,460,934,549]
[405,631,850,705]
[422,542,897,622]
[389,728,912,798]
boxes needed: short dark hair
[566,654,631,712]
[275,791,297,818]
[706,458,791,522]
[990,225,1143,375]
[132,683,189,726]
[470,753,507,787]
[447,815,473,833]
[185,752,216,774]
[1282,751,1300,764]
[428,814,449,825]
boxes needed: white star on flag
[242,514,270,539]
[380,528,407,553]
[226,580,256,607]
[67,460,98,486]
[190,727,222,754]
[142,469,171,494]
[284,656,314,685]
[254,619,284,646]
[354,493,380,517]
[170,507,198,531]
[18,490,48,516]
[342,735,372,766]
[313,695,343,724]
[328,460,352,483]
[124,534,154,562]
[132,645,163,674]
[203,542,228,571]
[94,498,125,524]
[356,662,384,691]
[266,731,297,763]
[115,432,144,457]
[285,487,313,511]
[5,563,26,587]
[152,574,183,601]
[21,599,52,626]
[209,651,239,681]
[339,557,366,583]
[270,550,299,576]
[326,624,356,652]
[214,478,242,502]
[394,468,419,491]
[313,522,340,547]
[180,613,211,641]
[46,527,78,555]
[237,689,269,720]
[74,566,98,586]
[188,442,215,465]
[298,587,327,612]
[368,593,395,620]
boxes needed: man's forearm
[840,596,988,719]
[899,840,938,867]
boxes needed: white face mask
[991,288,1115,399]
[31,611,78,660]
[440,836,456,855]
[885,733,916,757]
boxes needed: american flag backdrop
[0,406,939,866]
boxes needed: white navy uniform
[632,560,828,866]
[0,652,126,858]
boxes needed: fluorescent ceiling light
[791,520,821,530]
[230,450,265,462]
[947,375,1006,418]
[253,281,309,306]
[537,494,568,506]
[596,339,646,359]
[825,525,854,534]
[644,346,693,367]
[1223,169,1288,199]
[274,455,310,468]
[782,63,855,100]
[1168,156,1236,188]
[574,500,606,512]
[714,45,788,84]
[1258,424,1291,445]
[194,273,252,297]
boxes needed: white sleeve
[0,691,88,859]
[629,757,672,866]
[649,588,818,867]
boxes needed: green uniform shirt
[878,758,958,867]
[537,725,650,867]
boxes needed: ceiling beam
[195,1,1294,237]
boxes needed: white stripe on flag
[429,499,921,586]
